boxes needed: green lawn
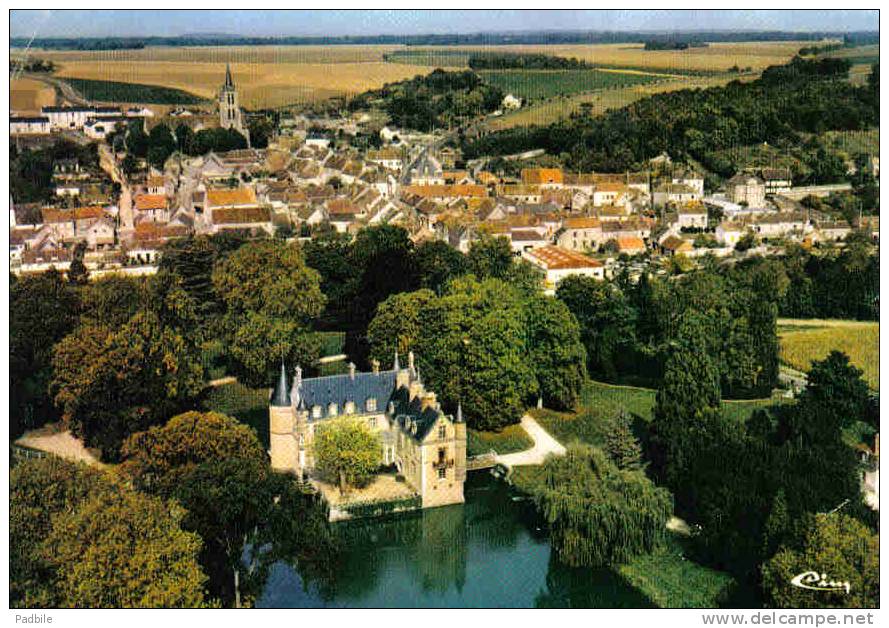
[479,69,661,101]
[532,380,786,448]
[617,535,735,608]
[63,78,206,104]
[201,382,269,449]
[467,424,533,457]
[317,331,346,357]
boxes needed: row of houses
[10,105,153,136]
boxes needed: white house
[41,106,95,130]
[716,222,748,247]
[523,245,604,294]
[502,94,523,110]
[727,173,766,207]
[677,205,708,229]
[10,116,51,135]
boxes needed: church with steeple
[218,63,250,146]
[269,352,467,510]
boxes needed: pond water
[257,472,654,608]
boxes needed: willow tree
[527,445,672,568]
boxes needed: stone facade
[269,352,466,510]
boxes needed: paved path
[495,415,566,469]
[15,425,103,467]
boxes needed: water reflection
[257,473,649,608]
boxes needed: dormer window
[312,405,321,419]
[345,401,355,415]
[366,398,377,412]
[328,403,338,417]
[438,425,446,440]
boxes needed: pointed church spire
[393,349,400,371]
[272,361,290,406]
[224,62,233,88]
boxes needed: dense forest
[462,57,878,180]
[348,69,503,132]
[12,30,878,50]
[468,53,591,70]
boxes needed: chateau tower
[219,63,250,146]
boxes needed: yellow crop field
[778,319,879,389]
[10,77,56,112]
[41,46,433,109]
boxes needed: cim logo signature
[790,571,851,595]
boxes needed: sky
[10,9,879,39]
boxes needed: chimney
[371,359,380,374]
[420,391,437,411]
[348,362,356,379]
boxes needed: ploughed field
[10,77,56,112]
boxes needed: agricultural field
[63,78,206,105]
[483,73,739,131]
[40,45,435,109]
[778,319,879,390]
[10,77,56,112]
[383,48,472,67]
[479,69,662,101]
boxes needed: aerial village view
[6,7,881,617]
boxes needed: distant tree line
[468,53,591,70]
[462,57,877,181]
[12,30,878,50]
[10,58,56,73]
[642,41,708,50]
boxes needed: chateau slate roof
[299,369,398,421]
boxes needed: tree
[466,234,513,280]
[122,411,267,496]
[302,230,357,328]
[348,224,417,328]
[125,118,150,158]
[414,239,467,295]
[527,446,672,567]
[10,270,80,436]
[556,276,637,382]
[67,241,89,285]
[734,232,758,252]
[366,289,437,361]
[42,484,207,608]
[77,275,146,328]
[312,418,382,494]
[11,457,207,608]
[604,411,643,470]
[212,240,325,386]
[761,514,878,608]
[525,295,586,410]
[51,274,205,459]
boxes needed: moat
[257,472,654,608]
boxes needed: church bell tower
[219,63,250,146]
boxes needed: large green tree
[525,295,586,410]
[212,239,325,386]
[761,513,878,608]
[312,418,382,494]
[527,445,672,567]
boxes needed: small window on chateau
[438,425,446,440]
[438,468,446,480]
[369,417,376,428]
[312,405,321,419]
[345,401,355,415]
[328,403,337,417]
[366,398,377,412]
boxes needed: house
[208,206,274,236]
[592,182,628,207]
[269,354,467,512]
[521,168,564,189]
[499,184,542,204]
[726,173,766,207]
[133,194,169,222]
[41,106,96,130]
[813,220,852,243]
[146,175,167,196]
[523,245,605,293]
[660,235,694,256]
[761,168,792,196]
[402,184,488,202]
[557,217,603,252]
[502,94,523,110]
[305,132,332,149]
[716,222,748,247]
[615,236,647,256]
[751,211,810,239]
[676,204,708,229]
[10,116,51,135]
[509,228,550,254]
[366,147,403,171]
[653,183,701,207]
[671,168,705,195]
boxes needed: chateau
[219,63,250,146]
[269,352,467,509]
